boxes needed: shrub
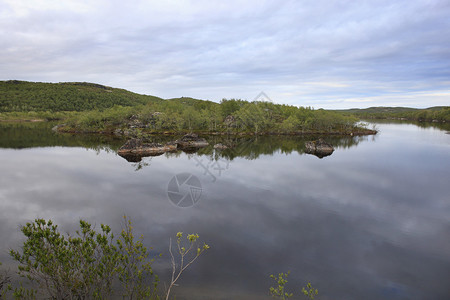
[9,217,159,299]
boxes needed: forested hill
[338,107,419,114]
[337,106,446,114]
[1,80,377,135]
[0,80,164,112]
[336,106,450,122]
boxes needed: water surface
[0,121,449,299]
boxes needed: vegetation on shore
[0,218,318,300]
[1,80,375,136]
[1,217,209,299]
[338,106,450,123]
[57,100,373,136]
[269,272,318,300]
[0,122,371,165]
[0,80,162,112]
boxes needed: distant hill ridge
[1,80,448,115]
[336,105,450,123]
[0,80,165,112]
[336,106,446,114]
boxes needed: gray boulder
[305,139,334,158]
[118,139,176,156]
[213,143,229,150]
[176,134,209,148]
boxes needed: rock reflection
[118,135,370,163]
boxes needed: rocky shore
[305,139,335,158]
[118,134,209,159]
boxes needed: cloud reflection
[0,123,449,299]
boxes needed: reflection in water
[0,121,125,150]
[0,122,371,162]
[366,118,450,132]
[119,134,372,163]
[0,122,449,299]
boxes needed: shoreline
[57,127,378,137]
[0,118,45,122]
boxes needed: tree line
[60,99,365,135]
[339,106,450,122]
[0,80,162,112]
[1,80,371,135]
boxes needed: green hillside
[338,107,419,114]
[0,80,163,112]
[0,80,376,136]
[337,106,450,122]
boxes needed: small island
[305,139,335,158]
[117,134,208,158]
[3,81,449,162]
[0,81,380,138]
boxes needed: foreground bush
[5,217,208,300]
[269,271,319,300]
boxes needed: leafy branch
[165,232,209,300]
[269,271,319,300]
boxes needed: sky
[1,0,450,109]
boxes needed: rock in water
[119,138,143,151]
[305,139,334,158]
[118,139,176,156]
[176,134,209,148]
[213,143,228,150]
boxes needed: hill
[336,106,450,122]
[0,80,164,112]
[336,106,448,114]
[337,107,419,114]
[0,80,376,136]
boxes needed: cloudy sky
[1,0,449,109]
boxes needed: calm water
[0,121,449,299]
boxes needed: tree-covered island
[0,80,378,137]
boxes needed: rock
[119,154,143,162]
[213,143,228,150]
[113,128,123,136]
[118,139,176,156]
[127,115,147,128]
[224,115,236,126]
[305,139,334,158]
[165,141,178,152]
[52,124,67,132]
[176,134,209,148]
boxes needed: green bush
[9,217,159,299]
[4,217,210,300]
[269,271,318,300]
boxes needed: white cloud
[1,0,449,108]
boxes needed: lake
[0,121,449,299]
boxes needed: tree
[165,232,209,300]
[10,217,159,299]
[220,98,243,118]
[182,107,202,132]
[0,262,11,298]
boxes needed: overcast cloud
[1,0,449,108]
